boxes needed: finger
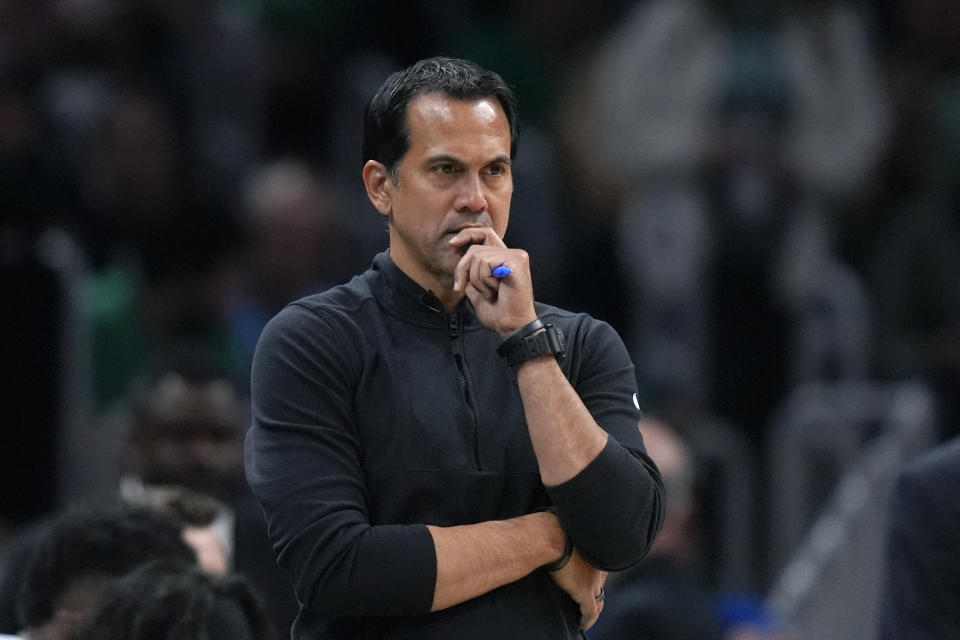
[579,592,601,630]
[468,253,499,300]
[465,281,494,308]
[580,600,600,631]
[454,247,495,296]
[580,583,607,630]
[448,226,505,249]
[452,246,479,293]
[587,601,604,630]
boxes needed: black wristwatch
[496,318,566,368]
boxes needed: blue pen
[492,265,513,279]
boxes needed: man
[244,56,665,639]
[879,436,960,639]
[120,352,300,633]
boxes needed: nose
[455,173,487,213]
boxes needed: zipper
[447,311,463,357]
[447,312,481,469]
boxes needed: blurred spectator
[227,158,357,371]
[119,351,248,503]
[76,86,192,270]
[558,0,889,434]
[115,350,299,633]
[57,90,239,415]
[82,198,246,410]
[558,6,887,595]
[588,418,723,640]
[878,436,960,639]
[69,81,250,409]
[102,0,265,196]
[72,560,278,640]
[845,0,960,440]
[0,503,195,639]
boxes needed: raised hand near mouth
[448,226,537,338]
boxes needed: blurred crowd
[1,0,959,637]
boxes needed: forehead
[405,93,510,153]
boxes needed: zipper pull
[447,313,463,356]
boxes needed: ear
[362,160,394,217]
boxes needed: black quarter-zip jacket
[245,251,664,639]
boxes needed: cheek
[402,192,449,234]
[491,191,512,234]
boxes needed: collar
[366,251,481,330]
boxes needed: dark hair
[362,56,519,182]
[72,560,278,640]
[18,503,196,628]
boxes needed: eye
[486,164,507,176]
[433,163,459,175]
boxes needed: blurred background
[1,0,957,638]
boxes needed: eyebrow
[425,154,513,166]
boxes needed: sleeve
[545,317,665,571]
[244,303,437,618]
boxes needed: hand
[449,227,536,336]
[547,548,607,630]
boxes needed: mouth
[445,223,490,236]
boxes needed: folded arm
[518,316,665,571]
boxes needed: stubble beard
[431,242,463,290]
[390,214,460,291]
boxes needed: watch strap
[497,321,566,368]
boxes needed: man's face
[130,376,245,500]
[135,418,244,500]
[380,93,513,291]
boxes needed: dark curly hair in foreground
[18,503,196,630]
[71,560,278,640]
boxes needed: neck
[436,288,465,312]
